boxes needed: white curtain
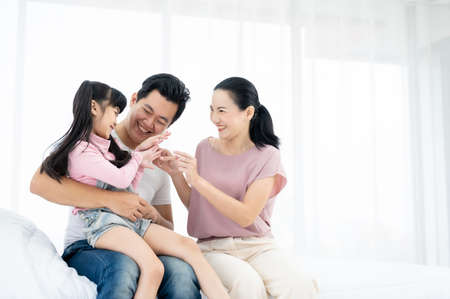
[293,0,450,267]
[1,0,449,267]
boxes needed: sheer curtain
[407,1,450,266]
[292,0,450,266]
[1,0,449,267]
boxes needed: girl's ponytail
[41,80,110,182]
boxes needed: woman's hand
[174,151,199,185]
[135,131,170,151]
[154,148,179,175]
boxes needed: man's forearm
[31,168,151,222]
[170,172,191,209]
[151,204,174,230]
[30,168,110,208]
[154,215,174,230]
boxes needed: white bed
[304,257,450,299]
[2,208,450,299]
[0,209,97,299]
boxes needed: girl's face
[210,89,253,141]
[91,101,119,139]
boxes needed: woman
[157,77,318,298]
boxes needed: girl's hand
[135,131,170,151]
[139,145,162,169]
[154,148,179,175]
[174,151,199,185]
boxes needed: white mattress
[302,257,450,299]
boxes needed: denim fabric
[78,208,151,247]
[62,240,201,299]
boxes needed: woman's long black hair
[40,80,131,182]
[214,77,280,149]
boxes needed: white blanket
[0,209,96,299]
[304,257,450,299]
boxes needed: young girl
[40,80,229,299]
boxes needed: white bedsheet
[2,207,449,299]
[302,257,450,299]
[0,209,96,299]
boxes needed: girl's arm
[131,166,145,191]
[30,168,149,222]
[131,147,163,190]
[70,143,144,189]
[174,151,276,227]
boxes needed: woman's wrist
[190,173,202,188]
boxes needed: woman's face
[210,89,252,141]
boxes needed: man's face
[127,89,178,144]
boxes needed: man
[30,74,201,299]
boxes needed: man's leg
[62,240,140,299]
[157,255,201,299]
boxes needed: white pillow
[0,208,97,299]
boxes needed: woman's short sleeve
[253,149,287,199]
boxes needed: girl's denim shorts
[78,208,152,247]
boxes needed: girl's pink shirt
[68,133,144,213]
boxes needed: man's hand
[142,204,161,223]
[107,192,149,222]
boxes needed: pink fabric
[187,138,287,240]
[68,133,144,214]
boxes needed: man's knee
[98,253,140,299]
[158,256,201,299]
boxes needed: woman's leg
[95,226,164,299]
[143,224,229,299]
[201,251,268,299]
[245,241,319,299]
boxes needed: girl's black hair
[214,77,280,149]
[107,88,132,168]
[40,81,131,182]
